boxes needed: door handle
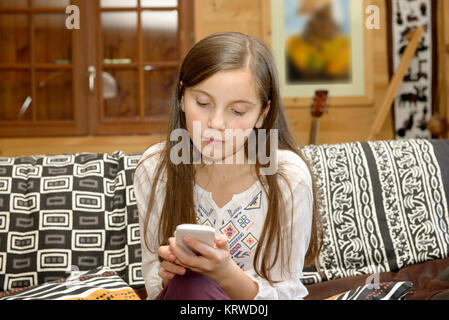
[88,66,96,92]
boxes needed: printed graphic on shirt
[230,243,242,255]
[242,232,258,250]
[198,204,214,217]
[220,221,239,242]
[202,219,213,227]
[237,215,250,228]
[195,188,263,271]
[244,191,262,210]
[236,262,246,271]
[227,206,242,218]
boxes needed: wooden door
[85,0,194,135]
[0,0,194,137]
[0,0,87,137]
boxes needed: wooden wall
[0,135,164,157]
[437,0,449,124]
[1,0,448,157]
[195,0,393,146]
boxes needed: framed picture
[270,0,373,106]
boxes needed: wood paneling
[194,0,264,39]
[2,0,448,156]
[193,0,393,145]
[0,135,165,157]
[437,0,449,138]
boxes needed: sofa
[0,138,448,300]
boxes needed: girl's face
[181,69,270,164]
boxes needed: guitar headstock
[310,90,329,118]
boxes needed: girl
[133,32,322,300]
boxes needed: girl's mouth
[204,137,223,145]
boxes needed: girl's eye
[196,101,210,107]
[232,110,245,116]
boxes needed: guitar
[308,90,329,145]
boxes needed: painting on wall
[388,0,437,139]
[271,0,368,105]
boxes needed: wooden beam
[441,0,449,138]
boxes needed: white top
[133,141,313,300]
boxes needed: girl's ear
[255,100,271,128]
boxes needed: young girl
[133,32,322,300]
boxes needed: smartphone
[175,224,215,255]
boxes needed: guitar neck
[308,90,328,145]
[309,117,320,145]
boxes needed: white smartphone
[175,224,215,255]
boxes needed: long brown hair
[136,32,322,283]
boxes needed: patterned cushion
[301,139,449,285]
[0,152,144,291]
[0,266,140,300]
[325,281,413,300]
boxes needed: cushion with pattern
[325,281,413,300]
[0,266,140,300]
[0,151,144,291]
[301,139,449,285]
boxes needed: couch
[0,138,448,300]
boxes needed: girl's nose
[207,109,226,130]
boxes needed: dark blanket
[305,257,449,300]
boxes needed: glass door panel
[34,13,72,64]
[101,11,138,64]
[0,14,30,64]
[36,69,73,120]
[0,0,28,6]
[33,0,70,7]
[141,0,178,7]
[0,70,32,121]
[101,0,137,8]
[142,10,178,62]
[102,68,139,119]
[144,67,177,117]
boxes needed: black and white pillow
[0,151,144,291]
[0,266,140,300]
[327,281,413,300]
[301,139,449,285]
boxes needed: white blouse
[133,141,313,300]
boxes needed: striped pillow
[0,267,140,300]
[326,281,413,300]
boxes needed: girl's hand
[168,233,233,282]
[168,233,259,299]
[157,240,186,286]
